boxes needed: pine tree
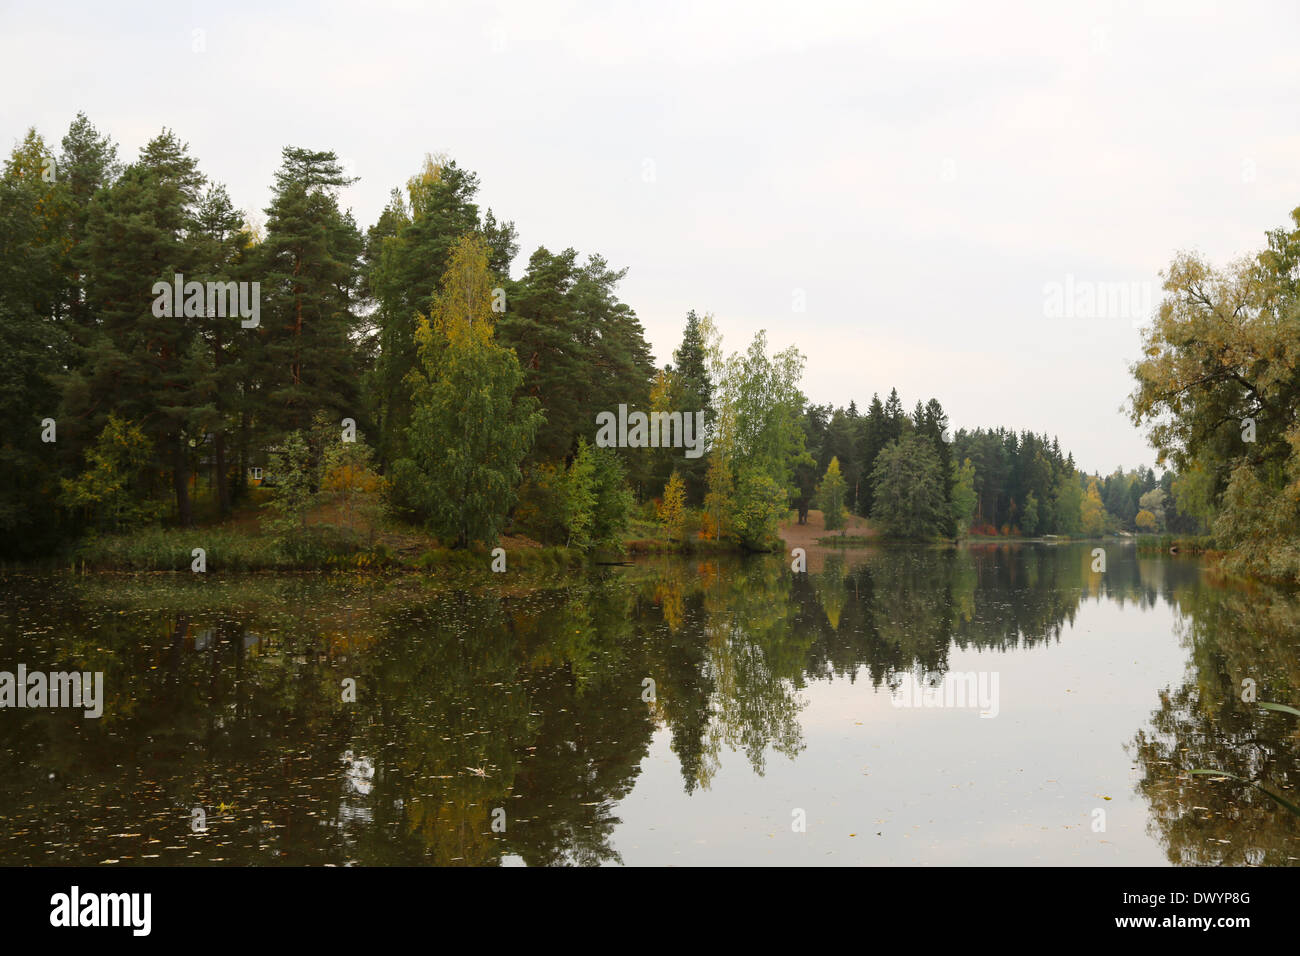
[71,129,206,524]
[497,246,655,477]
[188,184,254,515]
[258,147,363,433]
[58,112,120,327]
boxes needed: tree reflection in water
[0,542,1295,864]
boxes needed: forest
[2,114,1296,582]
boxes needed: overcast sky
[4,0,1298,473]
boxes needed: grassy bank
[1135,533,1219,555]
[57,504,754,573]
[64,524,586,574]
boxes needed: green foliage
[516,447,633,550]
[869,434,947,539]
[561,438,598,548]
[1052,469,1084,535]
[1021,490,1039,536]
[668,309,715,503]
[0,114,1135,570]
[1171,458,1218,532]
[1213,462,1300,581]
[856,391,902,515]
[265,430,317,545]
[1138,487,1166,531]
[74,525,278,570]
[512,464,566,544]
[950,457,977,535]
[366,156,511,466]
[1129,206,1300,581]
[715,330,808,490]
[703,454,735,542]
[391,235,543,547]
[950,426,1081,535]
[496,246,655,468]
[729,468,788,550]
[258,147,364,432]
[72,523,362,571]
[71,129,206,525]
[589,443,634,549]
[0,138,72,554]
[815,456,847,531]
[60,415,161,534]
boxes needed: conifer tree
[258,147,363,432]
[71,129,205,523]
[671,309,715,503]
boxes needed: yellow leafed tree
[1080,478,1107,535]
[428,233,497,349]
[658,471,688,542]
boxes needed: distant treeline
[797,393,1206,539]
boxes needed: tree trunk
[214,432,230,517]
[173,438,192,526]
[237,407,250,502]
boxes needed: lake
[2,541,1297,866]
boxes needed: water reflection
[1129,581,1300,865]
[0,542,1296,865]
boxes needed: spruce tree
[671,309,714,503]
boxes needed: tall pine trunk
[173,438,192,526]
[238,407,250,502]
[214,431,230,516]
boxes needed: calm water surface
[2,542,1298,865]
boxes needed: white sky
[4,0,1298,473]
